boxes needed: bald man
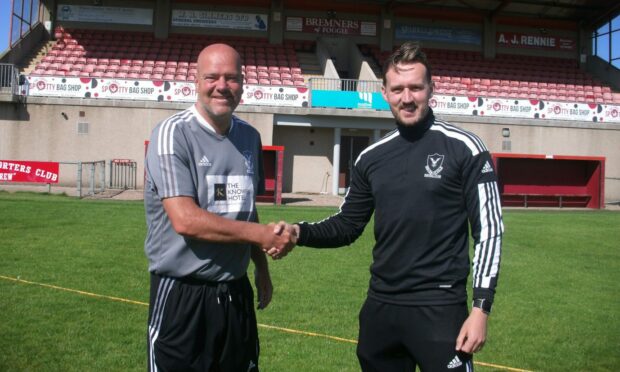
[144,44,294,371]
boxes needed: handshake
[261,221,299,259]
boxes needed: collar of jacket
[396,109,434,142]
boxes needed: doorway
[339,136,369,190]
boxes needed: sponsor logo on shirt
[424,153,445,179]
[198,155,212,167]
[207,175,255,214]
[214,183,227,201]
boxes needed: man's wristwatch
[472,298,492,315]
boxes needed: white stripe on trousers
[148,277,175,372]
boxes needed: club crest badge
[424,153,445,179]
[242,151,254,175]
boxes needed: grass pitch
[1,191,619,371]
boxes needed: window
[10,0,40,47]
[592,14,620,69]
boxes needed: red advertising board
[286,16,376,36]
[0,160,60,183]
[496,32,576,51]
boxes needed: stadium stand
[29,27,311,87]
[35,26,618,103]
[362,44,620,104]
[18,15,620,109]
[1,0,618,207]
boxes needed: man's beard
[394,105,428,127]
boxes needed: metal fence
[109,159,137,190]
[0,63,20,95]
[73,160,106,198]
[309,77,382,92]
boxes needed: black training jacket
[297,110,504,306]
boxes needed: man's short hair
[382,42,432,85]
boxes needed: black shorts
[147,273,259,372]
[357,297,473,372]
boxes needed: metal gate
[109,159,137,189]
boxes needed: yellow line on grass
[257,323,358,344]
[473,361,533,372]
[1,275,532,372]
[0,274,148,306]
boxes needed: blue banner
[395,24,481,45]
[311,90,389,110]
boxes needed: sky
[0,1,617,67]
[1,0,10,54]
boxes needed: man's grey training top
[144,105,265,281]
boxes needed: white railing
[309,77,382,92]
